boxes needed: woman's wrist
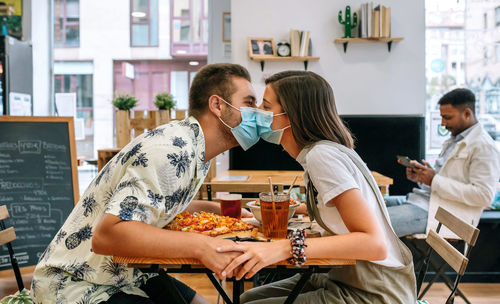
[287,229,307,265]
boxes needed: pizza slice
[165,211,258,238]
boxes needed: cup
[259,192,290,239]
[220,193,242,219]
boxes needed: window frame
[495,6,500,27]
[54,0,80,48]
[170,0,208,57]
[130,0,159,47]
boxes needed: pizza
[165,211,257,237]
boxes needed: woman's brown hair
[265,71,354,149]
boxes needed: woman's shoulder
[306,142,354,171]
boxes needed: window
[425,0,500,151]
[171,0,208,56]
[130,0,159,46]
[54,0,80,47]
[496,6,500,26]
[113,60,206,111]
[54,72,93,158]
[496,43,500,62]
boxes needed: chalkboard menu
[0,116,78,272]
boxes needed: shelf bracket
[343,42,348,53]
[260,61,265,71]
[304,61,309,71]
[387,41,393,52]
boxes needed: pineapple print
[65,225,93,250]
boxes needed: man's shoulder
[465,125,496,148]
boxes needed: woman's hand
[216,239,291,280]
[196,237,243,280]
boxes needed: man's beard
[219,107,239,146]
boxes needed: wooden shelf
[334,37,404,53]
[249,56,320,71]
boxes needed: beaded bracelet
[287,229,307,266]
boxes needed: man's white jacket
[428,124,500,237]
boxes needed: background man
[386,88,500,237]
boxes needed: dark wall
[342,115,426,195]
[229,115,426,195]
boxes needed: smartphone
[396,155,416,168]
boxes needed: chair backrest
[0,205,24,292]
[201,183,285,206]
[427,207,479,275]
[417,207,480,304]
[0,206,16,246]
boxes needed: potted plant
[112,93,138,148]
[154,92,176,124]
[112,93,137,111]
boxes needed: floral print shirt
[31,117,211,304]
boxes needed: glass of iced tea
[259,192,290,239]
[220,194,242,219]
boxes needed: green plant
[112,93,137,110]
[154,93,176,110]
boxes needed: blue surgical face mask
[218,97,259,151]
[255,109,290,145]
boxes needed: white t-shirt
[296,143,404,268]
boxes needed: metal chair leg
[416,246,433,295]
[418,262,446,299]
[158,268,187,304]
[283,266,316,304]
[206,273,233,304]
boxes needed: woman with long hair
[218,71,416,303]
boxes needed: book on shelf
[367,2,373,38]
[355,3,391,39]
[360,4,367,38]
[290,29,301,56]
[290,29,312,57]
[372,5,381,38]
[299,31,310,56]
[381,5,391,37]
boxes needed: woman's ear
[208,95,222,117]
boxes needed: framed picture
[222,12,231,42]
[247,37,276,57]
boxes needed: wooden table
[213,170,394,195]
[113,255,354,304]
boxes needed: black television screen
[229,115,425,195]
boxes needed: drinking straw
[268,177,277,227]
[286,176,298,194]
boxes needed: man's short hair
[438,88,476,114]
[188,63,251,118]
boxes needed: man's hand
[216,240,291,280]
[413,160,436,186]
[405,166,419,183]
[196,237,242,279]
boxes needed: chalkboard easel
[0,116,79,278]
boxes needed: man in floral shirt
[31,64,258,304]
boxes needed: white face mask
[255,109,290,145]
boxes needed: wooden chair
[0,205,24,292]
[416,207,480,304]
[201,183,285,207]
